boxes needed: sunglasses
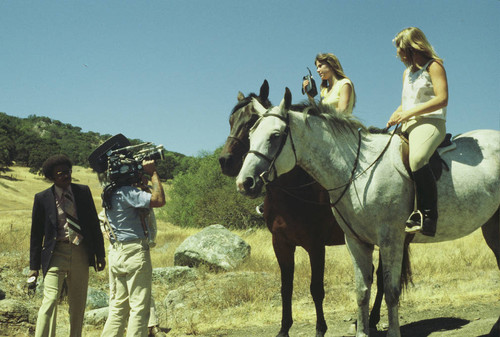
[54,169,72,177]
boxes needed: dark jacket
[29,183,105,277]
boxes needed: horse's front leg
[273,235,296,337]
[379,239,405,337]
[346,236,374,337]
[369,251,384,329]
[308,244,327,337]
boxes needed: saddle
[399,133,455,181]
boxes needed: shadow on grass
[372,317,470,336]
[0,174,20,181]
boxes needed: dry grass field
[0,166,498,336]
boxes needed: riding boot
[405,164,438,237]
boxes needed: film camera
[89,134,165,209]
[106,143,164,185]
[88,133,165,185]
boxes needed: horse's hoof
[275,331,289,337]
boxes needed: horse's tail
[401,234,414,291]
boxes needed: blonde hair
[393,27,442,68]
[315,53,356,107]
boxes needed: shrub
[158,148,264,229]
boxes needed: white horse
[236,88,500,337]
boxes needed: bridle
[225,135,249,152]
[225,98,268,154]
[245,111,297,185]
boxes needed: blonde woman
[387,27,448,236]
[303,53,356,114]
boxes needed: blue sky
[1,1,498,156]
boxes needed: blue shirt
[106,185,151,242]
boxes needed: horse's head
[236,88,296,197]
[219,80,271,177]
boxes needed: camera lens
[146,149,164,161]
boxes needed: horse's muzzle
[237,176,263,198]
[219,153,240,177]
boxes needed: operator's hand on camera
[142,160,157,176]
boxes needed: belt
[110,238,147,248]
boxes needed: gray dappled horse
[236,88,500,337]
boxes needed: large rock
[174,225,251,271]
[0,299,31,324]
[86,287,109,309]
[152,266,198,284]
[0,299,36,335]
[84,307,109,326]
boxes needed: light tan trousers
[105,251,159,328]
[402,118,446,171]
[35,241,89,337]
[101,239,152,337]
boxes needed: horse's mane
[294,101,368,134]
[230,93,272,116]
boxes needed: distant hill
[0,112,190,179]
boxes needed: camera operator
[100,159,165,337]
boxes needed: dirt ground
[1,293,497,337]
[203,302,499,337]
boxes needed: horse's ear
[259,80,269,101]
[237,91,245,101]
[252,98,267,116]
[284,87,292,110]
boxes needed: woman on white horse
[303,53,356,114]
[387,27,448,237]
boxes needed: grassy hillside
[0,166,498,336]
[0,166,103,213]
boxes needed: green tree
[0,113,17,170]
[156,151,189,180]
[158,148,264,229]
[27,138,61,173]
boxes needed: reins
[226,135,249,152]
[327,124,399,206]
[328,128,362,206]
[327,124,399,245]
[248,110,399,208]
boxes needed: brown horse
[219,80,406,337]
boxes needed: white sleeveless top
[402,60,446,120]
[320,78,354,114]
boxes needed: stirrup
[405,210,423,233]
